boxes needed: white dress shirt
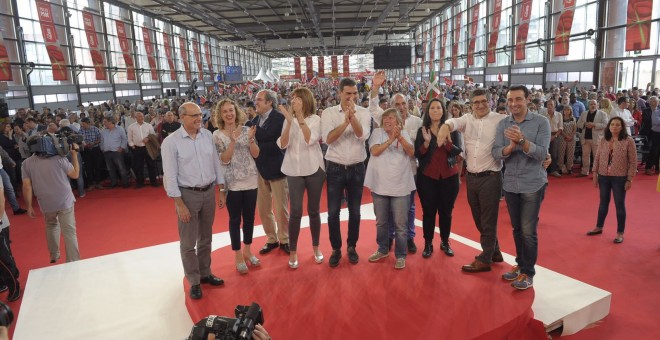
[321,104,371,165]
[542,111,563,133]
[277,115,325,177]
[446,112,506,173]
[610,107,635,135]
[127,122,155,147]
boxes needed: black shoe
[347,246,359,264]
[329,249,342,267]
[190,284,202,299]
[50,256,60,264]
[440,241,454,257]
[0,285,6,293]
[280,243,291,254]
[407,238,417,254]
[122,184,130,189]
[388,238,393,251]
[200,274,224,286]
[134,183,144,189]
[259,242,280,254]
[422,243,433,258]
[7,282,20,302]
[13,208,27,215]
[492,251,504,263]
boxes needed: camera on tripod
[27,131,84,157]
[188,303,263,340]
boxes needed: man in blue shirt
[493,85,550,290]
[570,93,586,119]
[100,116,129,188]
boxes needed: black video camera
[188,303,264,340]
[0,301,13,328]
[27,130,84,157]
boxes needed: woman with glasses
[586,117,637,244]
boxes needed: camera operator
[22,136,81,263]
[0,179,20,302]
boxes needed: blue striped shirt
[100,125,127,152]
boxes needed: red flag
[342,55,349,77]
[309,77,319,86]
[452,6,461,68]
[192,38,203,79]
[464,75,474,85]
[82,11,106,80]
[317,56,325,78]
[441,20,448,70]
[331,56,338,78]
[142,27,158,80]
[626,0,654,51]
[36,0,68,80]
[444,77,453,87]
[115,20,135,80]
[294,57,301,80]
[0,31,12,81]
[163,33,176,81]
[467,4,479,66]
[487,0,502,64]
[305,56,313,80]
[516,0,533,60]
[497,72,503,83]
[179,36,191,81]
[554,0,576,56]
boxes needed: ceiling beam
[363,0,398,43]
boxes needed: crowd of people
[0,75,658,301]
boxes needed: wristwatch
[518,137,526,145]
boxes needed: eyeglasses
[471,100,489,106]
[184,113,203,118]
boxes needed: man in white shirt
[437,88,506,273]
[541,100,563,177]
[370,70,423,254]
[322,78,371,267]
[611,97,635,136]
[128,112,158,188]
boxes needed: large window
[69,0,110,86]
[514,0,546,65]
[104,2,136,84]
[549,0,598,61]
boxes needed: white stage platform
[14,204,610,339]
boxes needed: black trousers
[417,173,460,243]
[646,131,660,171]
[132,146,157,185]
[226,189,258,251]
[0,228,19,291]
[81,147,104,185]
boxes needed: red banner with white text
[467,4,479,66]
[305,56,313,80]
[342,55,349,77]
[331,56,338,78]
[192,38,202,79]
[115,20,135,80]
[317,56,325,78]
[162,33,176,80]
[204,40,213,80]
[294,57,301,80]
[142,27,158,80]
[0,31,11,81]
[441,20,448,69]
[515,0,533,60]
[452,7,461,68]
[626,0,654,51]
[82,11,106,80]
[430,24,436,71]
[487,0,503,64]
[554,0,576,56]
[36,0,68,80]
[179,36,191,81]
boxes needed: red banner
[516,0,533,60]
[0,31,11,81]
[141,27,157,80]
[626,0,654,51]
[444,76,453,87]
[179,36,190,81]
[294,57,301,80]
[36,0,68,80]
[441,20,448,69]
[115,20,135,80]
[430,24,436,71]
[554,0,576,56]
[331,55,338,78]
[487,0,503,64]
[467,4,479,66]
[452,7,461,68]
[342,55,349,77]
[204,40,213,80]
[192,38,203,79]
[305,56,313,80]
[82,11,106,80]
[317,56,325,78]
[162,33,176,80]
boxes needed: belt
[327,160,363,170]
[467,170,500,178]
[179,183,214,192]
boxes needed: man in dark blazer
[252,89,290,254]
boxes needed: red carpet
[184,221,544,340]
[5,172,660,339]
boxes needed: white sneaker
[395,258,406,269]
[368,251,388,262]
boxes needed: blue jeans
[504,184,547,277]
[373,193,409,259]
[103,151,129,186]
[596,176,627,233]
[0,169,20,211]
[388,190,416,239]
[326,161,365,250]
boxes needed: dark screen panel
[373,45,412,69]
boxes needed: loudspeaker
[166,89,172,97]
[415,44,424,58]
[373,45,412,70]
[171,89,177,97]
[0,101,8,119]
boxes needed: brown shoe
[462,259,492,273]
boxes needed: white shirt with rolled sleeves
[277,114,325,177]
[127,122,155,147]
[321,104,371,165]
[541,111,563,133]
[446,112,506,174]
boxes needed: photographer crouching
[22,132,82,264]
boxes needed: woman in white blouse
[277,87,326,269]
[213,99,260,274]
[364,108,416,270]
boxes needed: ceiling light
[426,8,430,13]
[284,12,289,17]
